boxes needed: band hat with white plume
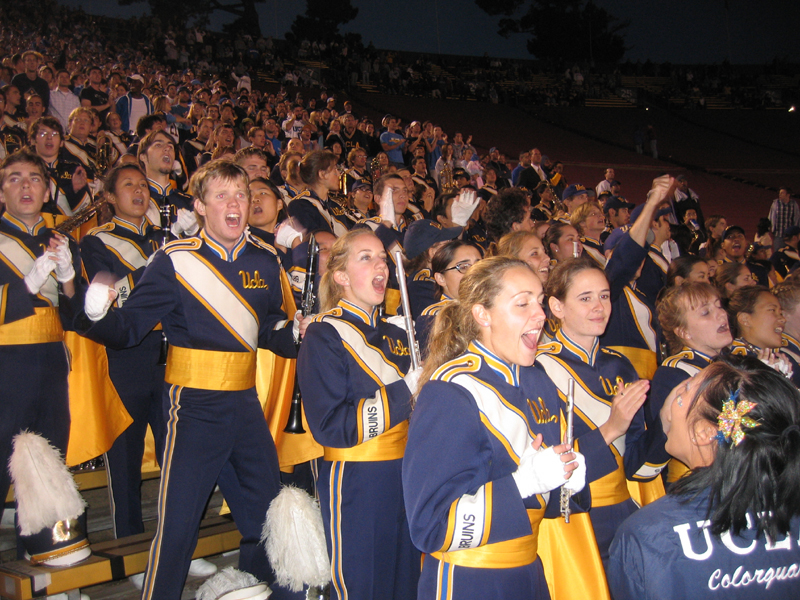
[195,567,271,600]
[8,431,91,566]
[9,431,87,535]
[262,486,331,592]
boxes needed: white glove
[85,282,116,322]
[53,238,76,283]
[292,310,302,342]
[512,445,569,498]
[403,366,423,396]
[386,314,409,331]
[451,189,479,227]
[379,186,396,225]
[761,350,794,379]
[563,452,586,494]
[171,208,199,237]
[275,221,302,248]
[24,252,56,294]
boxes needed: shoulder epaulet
[164,237,202,254]
[600,347,624,358]
[421,299,450,316]
[431,352,481,382]
[535,341,562,357]
[310,307,343,324]
[663,350,694,368]
[728,342,749,357]
[86,222,115,236]
[247,233,278,255]
[413,268,432,282]
[357,216,382,225]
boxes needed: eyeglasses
[37,130,61,139]
[443,261,475,274]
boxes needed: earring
[676,395,683,407]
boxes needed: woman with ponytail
[609,356,800,599]
[402,256,587,598]
[297,228,422,599]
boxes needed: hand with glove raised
[379,186,397,228]
[52,235,76,283]
[275,220,303,249]
[24,251,56,295]
[171,208,199,237]
[451,188,480,227]
[85,282,117,322]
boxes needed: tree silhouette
[118,0,265,37]
[475,0,628,65]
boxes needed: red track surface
[352,93,800,237]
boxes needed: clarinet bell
[283,387,306,434]
[157,333,169,366]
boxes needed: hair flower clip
[716,389,759,447]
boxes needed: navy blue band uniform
[536,328,670,561]
[78,228,298,600]
[80,215,168,539]
[650,349,714,486]
[781,332,800,388]
[403,341,585,599]
[602,232,661,379]
[0,213,83,513]
[297,299,420,600]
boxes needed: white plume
[262,486,331,592]
[195,567,268,600]
[8,431,86,536]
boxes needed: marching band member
[287,149,349,237]
[570,201,607,267]
[494,230,551,284]
[79,163,174,585]
[0,149,82,525]
[403,256,586,598]
[79,160,304,599]
[609,356,800,599]
[416,239,482,355]
[537,258,669,562]
[726,285,795,378]
[650,283,733,487]
[297,228,423,600]
[772,279,800,387]
[543,221,583,265]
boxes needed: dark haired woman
[537,257,669,565]
[543,221,583,264]
[665,255,710,288]
[416,239,482,355]
[287,149,350,237]
[79,164,182,587]
[609,356,800,599]
[403,256,587,598]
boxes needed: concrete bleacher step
[585,97,635,108]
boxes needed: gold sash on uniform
[165,346,257,391]
[323,421,408,462]
[430,533,538,569]
[0,307,63,344]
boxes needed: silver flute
[394,250,421,370]
[560,378,575,522]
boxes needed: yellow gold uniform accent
[430,533,538,569]
[606,345,657,380]
[323,421,408,462]
[165,346,256,391]
[0,307,63,345]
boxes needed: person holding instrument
[80,160,306,599]
[297,228,423,600]
[402,256,586,598]
[609,356,800,599]
[79,163,175,587]
[537,257,670,564]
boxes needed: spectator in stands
[517,147,547,191]
[672,174,703,227]
[80,66,112,121]
[116,75,153,135]
[49,70,81,131]
[450,132,475,165]
[595,168,615,196]
[511,150,531,186]
[768,187,800,251]
[23,93,44,130]
[281,104,306,139]
[771,225,800,280]
[380,115,405,166]
[340,113,366,156]
[11,50,49,112]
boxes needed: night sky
[57,0,800,65]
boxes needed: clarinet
[284,235,319,434]
[561,378,576,522]
[157,198,172,366]
[394,250,421,370]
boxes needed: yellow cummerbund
[607,346,657,380]
[165,346,256,391]
[323,421,408,462]
[431,534,538,570]
[589,457,630,507]
[667,458,691,483]
[0,307,64,345]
